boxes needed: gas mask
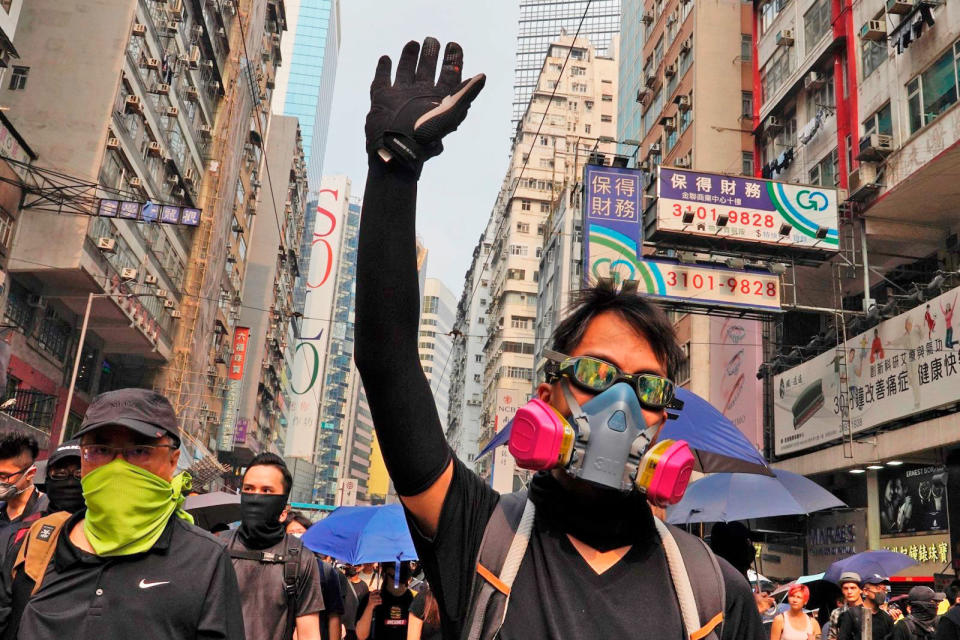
[508,382,694,506]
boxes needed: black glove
[365,37,486,177]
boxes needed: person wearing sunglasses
[0,434,44,527]
[0,388,244,640]
[355,38,763,640]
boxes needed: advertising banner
[709,318,764,450]
[878,464,948,537]
[655,167,839,250]
[490,389,524,494]
[806,509,867,574]
[773,286,960,455]
[218,326,250,451]
[228,327,250,381]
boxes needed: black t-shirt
[345,579,369,640]
[410,589,442,640]
[366,589,412,640]
[317,559,344,640]
[408,458,765,640]
[837,606,895,640]
[936,606,960,640]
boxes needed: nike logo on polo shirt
[138,579,170,589]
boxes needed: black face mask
[344,566,360,577]
[238,493,288,550]
[45,477,85,514]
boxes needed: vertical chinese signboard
[219,327,250,451]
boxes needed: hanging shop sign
[652,167,839,252]
[97,199,201,226]
[773,286,960,455]
[807,509,867,574]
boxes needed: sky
[320,1,519,298]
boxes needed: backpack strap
[654,518,725,640]
[228,536,302,640]
[461,490,534,640]
[12,511,72,596]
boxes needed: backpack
[903,617,935,640]
[229,535,302,640]
[461,490,726,640]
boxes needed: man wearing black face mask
[226,453,325,640]
[838,580,895,640]
[354,36,764,640]
[892,586,943,640]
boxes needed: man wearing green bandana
[6,388,245,640]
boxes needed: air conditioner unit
[207,366,217,376]
[202,59,214,71]
[183,168,196,184]
[152,83,170,95]
[860,19,887,42]
[858,133,895,162]
[216,27,227,39]
[675,94,691,111]
[145,57,161,70]
[660,116,677,131]
[766,116,784,135]
[636,87,650,104]
[191,25,204,41]
[148,141,162,156]
[848,162,881,201]
[188,47,201,70]
[198,125,212,138]
[638,160,651,171]
[106,137,120,150]
[166,174,179,185]
[641,11,654,24]
[168,0,184,15]
[125,95,143,113]
[171,310,182,319]
[680,36,693,53]
[120,267,138,281]
[227,254,237,264]
[232,222,243,233]
[644,73,658,88]
[776,30,795,47]
[271,33,281,46]
[173,188,185,198]
[675,157,691,168]
[166,106,179,117]
[144,275,159,285]
[97,237,117,252]
[132,23,147,37]
[804,72,826,90]
[185,86,199,101]
[163,299,176,309]
[156,289,169,299]
[649,142,662,154]
[886,0,913,14]
[129,177,142,188]
[666,64,679,78]
[27,294,45,309]
[209,80,221,93]
[163,20,179,33]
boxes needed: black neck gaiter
[238,492,288,549]
[45,478,85,514]
[528,470,657,552]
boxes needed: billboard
[653,167,839,251]
[583,164,782,312]
[878,464,947,537]
[773,285,960,455]
[807,509,867,573]
[490,389,523,494]
[709,318,764,450]
[218,327,250,451]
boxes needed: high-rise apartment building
[447,221,495,470]
[480,36,618,492]
[513,0,621,127]
[419,278,457,429]
[338,367,374,503]
[0,1,283,471]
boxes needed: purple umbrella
[823,550,917,584]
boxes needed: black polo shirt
[14,510,245,639]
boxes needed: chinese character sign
[228,327,251,381]
[774,285,960,455]
[585,165,641,234]
[655,167,839,250]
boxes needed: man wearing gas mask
[0,435,45,526]
[354,37,764,640]
[837,579,894,640]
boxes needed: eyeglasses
[545,349,676,410]
[47,467,82,480]
[80,444,177,465]
[0,464,31,483]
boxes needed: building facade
[480,36,618,492]
[419,277,457,430]
[513,0,622,127]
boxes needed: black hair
[286,511,313,531]
[947,580,960,606]
[0,433,39,463]
[548,282,685,380]
[244,452,292,494]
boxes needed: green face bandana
[81,458,193,557]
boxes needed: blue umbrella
[301,504,418,565]
[477,387,770,475]
[666,468,845,524]
[823,550,917,585]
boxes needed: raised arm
[354,38,485,537]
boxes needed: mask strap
[560,382,590,440]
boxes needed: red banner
[229,327,250,380]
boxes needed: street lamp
[59,290,169,445]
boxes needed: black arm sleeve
[354,160,452,496]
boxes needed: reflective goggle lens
[563,356,675,409]
[636,375,674,408]
[571,357,617,390]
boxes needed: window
[805,71,835,115]
[510,316,530,329]
[0,210,14,247]
[907,43,960,134]
[863,102,893,137]
[602,94,613,102]
[506,269,525,281]
[571,66,586,76]
[760,0,788,35]
[761,47,794,99]
[423,296,439,314]
[509,244,529,257]
[421,353,434,362]
[741,91,754,118]
[475,355,483,363]
[601,115,612,123]
[539,202,549,213]
[676,343,691,385]
[520,200,531,211]
[741,34,752,61]
[516,222,530,233]
[584,124,591,134]
[423,366,432,373]
[477,317,485,325]
[473,374,481,383]
[504,366,533,381]
[862,20,887,79]
[8,67,28,91]
[742,151,755,176]
[539,135,549,146]
[804,0,831,54]
[809,148,839,186]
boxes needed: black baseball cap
[907,586,945,603]
[73,388,180,445]
[48,439,81,467]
